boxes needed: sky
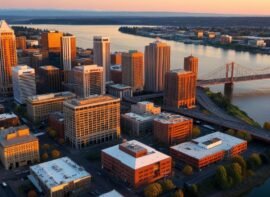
[1,0,270,16]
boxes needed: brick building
[0,113,20,129]
[48,112,64,139]
[102,140,172,188]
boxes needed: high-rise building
[0,20,17,96]
[12,65,36,104]
[110,65,122,84]
[64,95,120,149]
[16,36,27,50]
[0,125,39,170]
[26,92,76,122]
[111,52,122,65]
[30,53,43,70]
[102,140,172,188]
[144,40,170,92]
[93,36,110,82]
[164,69,196,109]
[61,35,76,83]
[122,50,144,93]
[184,55,199,79]
[41,31,63,52]
[73,65,104,98]
[38,65,62,94]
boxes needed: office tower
[61,35,76,82]
[184,55,199,79]
[153,112,193,145]
[0,125,39,170]
[0,20,18,96]
[144,40,170,92]
[122,50,144,93]
[73,65,104,98]
[38,65,62,94]
[110,65,122,84]
[16,36,27,50]
[26,92,76,122]
[93,36,110,82]
[12,65,36,104]
[41,31,63,52]
[64,95,120,149]
[111,52,122,65]
[102,140,172,188]
[30,53,43,70]
[29,157,91,197]
[164,69,196,109]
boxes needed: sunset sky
[1,0,270,15]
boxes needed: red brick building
[102,140,172,188]
[0,113,20,129]
[170,132,247,169]
[153,113,193,145]
[48,112,64,139]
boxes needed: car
[2,182,7,188]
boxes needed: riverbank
[119,27,270,55]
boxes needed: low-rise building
[170,132,247,169]
[153,113,193,145]
[0,113,20,129]
[220,35,233,44]
[108,84,133,100]
[26,91,76,122]
[0,125,39,170]
[102,140,172,188]
[248,39,266,47]
[131,101,161,115]
[29,157,91,197]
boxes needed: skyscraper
[164,69,196,109]
[12,65,36,104]
[73,65,104,98]
[61,35,76,71]
[64,95,121,149]
[122,50,144,93]
[41,31,63,52]
[93,36,110,82]
[0,20,17,96]
[184,55,199,79]
[144,40,170,92]
[111,52,122,65]
[16,36,27,50]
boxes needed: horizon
[1,0,270,16]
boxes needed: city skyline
[1,0,270,16]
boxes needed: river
[22,25,270,125]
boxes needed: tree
[42,144,50,151]
[171,189,184,197]
[232,155,246,173]
[48,128,57,139]
[27,190,37,197]
[264,122,270,130]
[161,179,175,191]
[182,165,193,176]
[51,149,61,159]
[58,138,65,145]
[230,162,242,184]
[248,153,262,169]
[236,130,252,142]
[41,152,49,161]
[215,165,232,189]
[188,184,199,197]
[226,129,235,136]
[192,126,201,138]
[144,183,163,197]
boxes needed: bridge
[198,62,270,86]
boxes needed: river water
[20,24,270,197]
[23,25,270,125]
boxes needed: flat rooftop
[39,65,59,71]
[169,69,192,74]
[171,132,246,160]
[154,112,191,124]
[122,112,155,122]
[30,157,91,189]
[109,84,132,90]
[27,92,75,102]
[65,95,119,108]
[0,113,17,120]
[102,140,170,170]
[99,190,123,197]
[110,65,121,71]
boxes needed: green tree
[226,129,235,136]
[236,130,252,142]
[144,183,163,197]
[192,126,201,138]
[161,179,175,191]
[230,162,242,184]
[215,165,232,189]
[51,149,61,159]
[48,128,57,139]
[182,165,193,176]
[263,122,270,130]
[188,184,199,197]
[42,144,50,151]
[232,155,246,174]
[248,153,262,169]
[41,152,49,161]
[58,138,65,145]
[171,189,184,197]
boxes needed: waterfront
[22,24,270,125]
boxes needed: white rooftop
[0,113,17,120]
[110,84,132,90]
[99,190,123,197]
[30,157,91,189]
[102,140,171,170]
[154,112,191,124]
[123,112,155,122]
[171,132,246,160]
